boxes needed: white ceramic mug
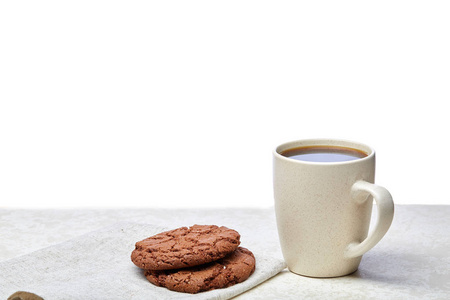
[273,139,394,277]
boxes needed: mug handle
[344,180,394,258]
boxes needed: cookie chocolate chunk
[131,225,240,270]
[145,247,256,294]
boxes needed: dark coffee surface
[280,145,367,162]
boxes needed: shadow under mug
[273,139,394,277]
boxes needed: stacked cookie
[131,224,256,294]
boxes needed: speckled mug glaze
[273,139,394,277]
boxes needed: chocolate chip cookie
[131,225,240,270]
[145,247,256,294]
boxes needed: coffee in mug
[280,145,367,162]
[273,139,394,277]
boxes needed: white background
[1,1,449,208]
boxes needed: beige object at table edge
[273,139,394,277]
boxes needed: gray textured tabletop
[0,205,449,299]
